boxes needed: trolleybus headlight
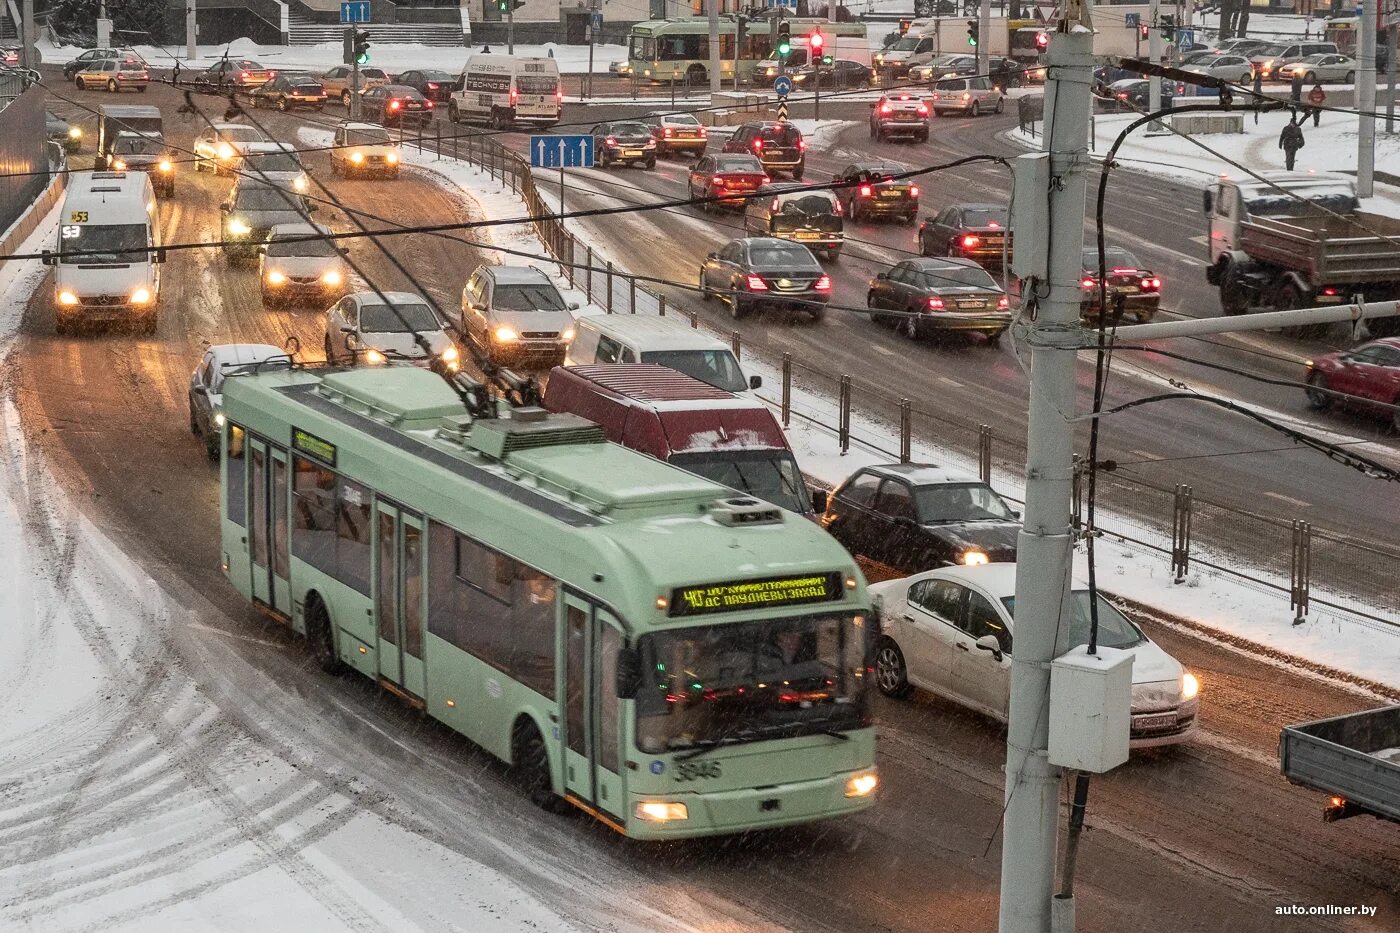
[227,217,252,236]
[58,290,79,306]
[321,269,343,286]
[494,325,519,343]
[213,411,226,427]
[960,549,990,566]
[845,770,879,798]
[130,287,152,305]
[266,270,287,285]
[1181,671,1200,702]
[635,801,688,822]
[364,348,386,365]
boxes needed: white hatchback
[868,564,1200,749]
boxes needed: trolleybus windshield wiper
[673,728,758,762]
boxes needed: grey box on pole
[1009,153,1050,280]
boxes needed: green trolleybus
[219,365,877,838]
[627,16,868,84]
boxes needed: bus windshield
[59,222,147,264]
[635,612,869,754]
[668,450,808,515]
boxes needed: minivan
[448,54,562,128]
[542,364,813,517]
[45,171,164,334]
[565,314,762,397]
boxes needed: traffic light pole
[508,7,515,55]
[1148,0,1162,116]
[979,0,990,79]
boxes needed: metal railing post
[435,123,441,161]
[629,277,637,313]
[1291,520,1312,625]
[566,237,574,288]
[689,310,698,328]
[900,398,912,464]
[606,262,614,312]
[781,353,791,427]
[658,294,666,317]
[978,423,992,484]
[586,246,593,299]
[838,375,851,455]
[1171,484,1193,583]
[731,331,741,361]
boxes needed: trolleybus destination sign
[292,427,337,466]
[669,572,844,617]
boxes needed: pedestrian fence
[415,124,1399,632]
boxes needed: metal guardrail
[422,124,1400,630]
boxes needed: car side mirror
[615,645,642,699]
[1010,509,1021,520]
[154,247,167,263]
[975,634,1004,662]
[748,374,762,390]
[219,203,231,213]
[41,249,54,266]
[811,489,829,514]
[706,252,717,261]
[568,300,581,310]
[875,272,887,280]
[338,246,349,255]
[1202,189,1214,215]
[306,203,319,213]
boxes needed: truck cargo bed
[1240,212,1400,286]
[1280,704,1400,823]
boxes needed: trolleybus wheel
[305,595,344,674]
[512,719,568,813]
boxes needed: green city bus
[627,16,868,84]
[219,365,878,838]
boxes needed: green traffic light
[356,51,369,64]
[777,40,791,56]
[967,37,977,47]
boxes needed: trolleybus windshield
[634,612,869,754]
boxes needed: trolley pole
[1360,0,1378,196]
[999,14,1092,933]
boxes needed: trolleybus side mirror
[616,646,642,699]
[810,489,829,514]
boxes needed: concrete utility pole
[707,0,720,94]
[1148,0,1162,114]
[1360,0,1378,197]
[979,0,991,78]
[1388,25,1397,133]
[999,12,1093,933]
[20,0,34,71]
[829,0,837,23]
[507,5,515,54]
[187,0,197,62]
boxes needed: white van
[45,171,164,334]
[565,314,762,398]
[447,54,561,129]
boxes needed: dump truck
[1280,704,1400,825]
[1203,170,1400,338]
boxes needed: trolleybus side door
[249,437,291,618]
[375,502,426,699]
[562,595,625,821]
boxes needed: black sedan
[1105,78,1179,111]
[918,203,1010,269]
[790,59,874,89]
[1080,246,1161,323]
[361,84,434,127]
[250,73,327,111]
[818,463,1021,583]
[591,121,657,170]
[833,160,918,224]
[699,237,830,321]
[396,69,457,102]
[866,257,1011,343]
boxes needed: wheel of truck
[448,101,460,123]
[1275,285,1329,339]
[1218,262,1250,316]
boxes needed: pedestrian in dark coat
[1291,70,1304,103]
[1280,117,1305,171]
[1253,68,1263,124]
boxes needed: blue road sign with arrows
[773,75,793,97]
[531,134,594,169]
[340,1,370,24]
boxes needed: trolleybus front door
[375,502,426,699]
[249,438,291,618]
[563,595,625,821]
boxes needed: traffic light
[1035,31,1049,52]
[776,20,791,58]
[1160,13,1176,41]
[899,19,912,35]
[821,54,833,66]
[967,20,979,47]
[497,0,508,9]
[809,30,824,57]
[354,29,370,65]
[1139,24,1149,41]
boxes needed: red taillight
[987,220,1001,228]
[712,175,726,187]
[752,139,763,150]
[881,103,893,114]
[770,198,781,211]
[834,200,843,215]
[268,69,277,77]
[511,87,519,105]
[1141,277,1161,291]
[798,139,807,150]
[1081,277,1097,289]
[926,296,945,310]
[556,87,564,103]
[426,82,437,89]
[1112,267,1136,275]
[859,184,872,198]
[698,127,708,138]
[389,100,401,110]
[917,104,929,116]
[606,136,618,146]
[760,175,770,184]
[962,234,980,249]
[910,185,920,198]
[425,100,434,108]
[664,127,674,137]
[746,275,769,291]
[997,295,1009,309]
[1322,286,1338,296]
[240,71,248,79]
[815,275,832,291]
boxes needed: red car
[1304,338,1400,430]
[687,153,769,212]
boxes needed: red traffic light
[1035,32,1049,51]
[809,30,824,52]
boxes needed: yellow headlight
[227,218,252,236]
[158,159,172,172]
[265,270,287,285]
[321,269,343,286]
[844,770,879,798]
[961,550,990,566]
[441,345,459,362]
[130,287,152,304]
[634,801,688,823]
[68,127,82,139]
[1182,672,1200,701]
[293,176,308,192]
[385,151,399,164]
[217,142,235,160]
[57,290,79,306]
[493,325,518,343]
[350,151,364,164]
[364,348,386,365]
[111,160,126,171]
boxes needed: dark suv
[833,161,918,224]
[818,463,1021,583]
[722,122,806,180]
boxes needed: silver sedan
[1277,54,1357,85]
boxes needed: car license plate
[956,300,983,309]
[1119,285,1139,293]
[795,231,821,240]
[624,149,643,157]
[880,189,902,198]
[677,131,696,138]
[1136,714,1177,730]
